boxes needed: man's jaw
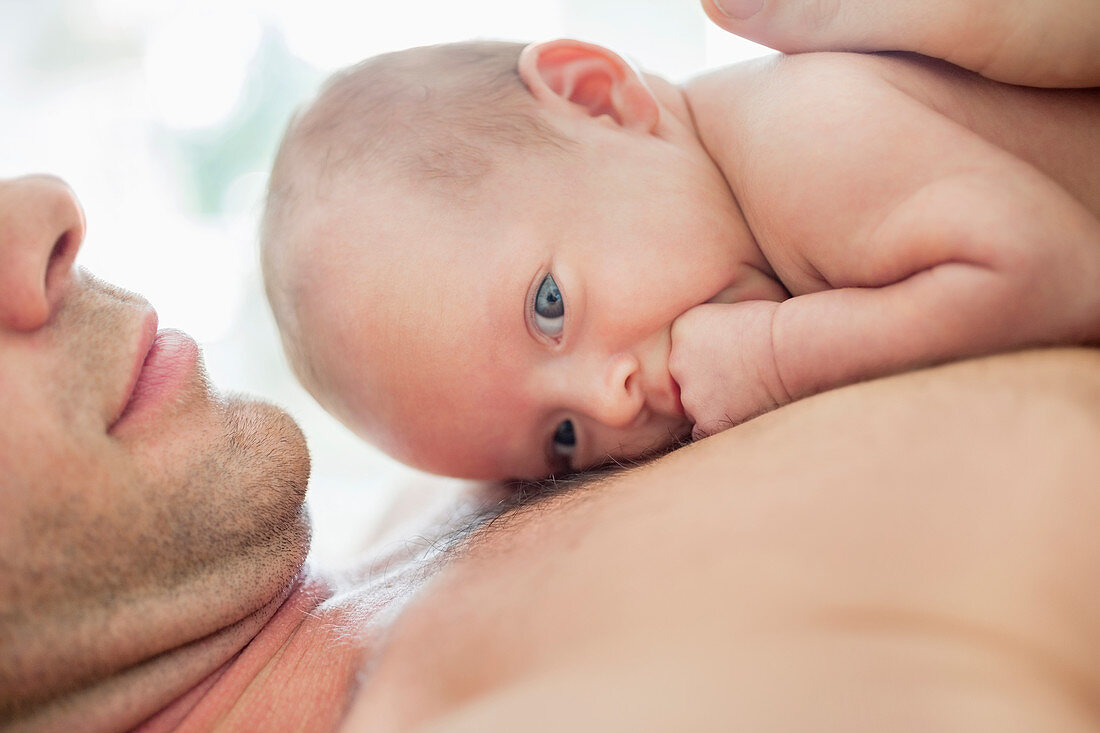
[9,574,304,733]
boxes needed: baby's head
[262,39,756,479]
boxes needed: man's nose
[583,352,645,428]
[0,175,86,331]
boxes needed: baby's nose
[586,352,644,428]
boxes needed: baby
[261,39,1100,480]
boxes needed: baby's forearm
[772,264,1031,401]
[673,264,1068,438]
[672,264,1023,436]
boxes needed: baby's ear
[518,39,659,132]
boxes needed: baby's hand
[669,301,791,440]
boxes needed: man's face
[297,126,757,479]
[0,175,311,709]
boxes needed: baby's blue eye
[551,419,576,462]
[533,274,564,337]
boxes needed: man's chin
[223,393,312,514]
[221,393,314,583]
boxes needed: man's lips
[109,310,199,433]
[108,308,159,429]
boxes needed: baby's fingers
[701,0,1100,88]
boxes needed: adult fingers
[700,0,1100,88]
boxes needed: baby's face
[305,136,756,479]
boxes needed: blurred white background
[0,0,770,564]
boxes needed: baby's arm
[675,185,1099,436]
[675,192,1100,437]
[675,60,1100,437]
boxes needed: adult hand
[701,0,1100,88]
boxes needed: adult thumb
[700,0,1100,88]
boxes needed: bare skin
[67,348,1100,733]
[6,181,1100,733]
[342,348,1100,731]
[9,3,1100,730]
[700,0,1100,88]
[269,37,1099,478]
[0,175,310,731]
[673,51,1100,436]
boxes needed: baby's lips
[665,337,696,428]
[666,327,686,394]
[669,375,685,418]
[667,310,700,381]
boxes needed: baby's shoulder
[691,51,1098,218]
[687,51,938,146]
[688,53,1024,278]
[687,51,904,113]
[688,53,941,244]
[687,53,933,191]
[689,53,1099,292]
